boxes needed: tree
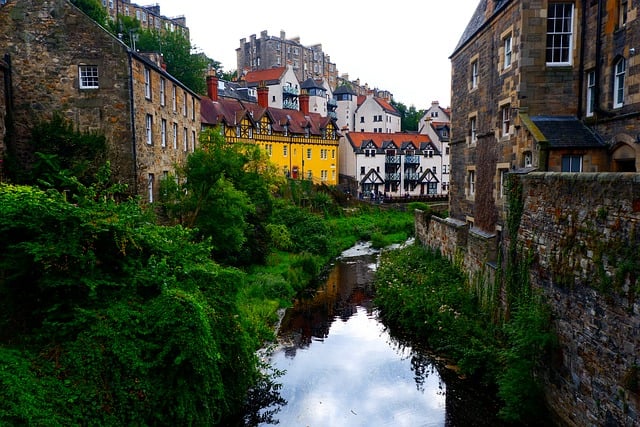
[0,183,259,425]
[159,129,284,265]
[391,99,424,132]
[71,0,108,26]
[136,29,209,94]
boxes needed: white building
[242,65,300,110]
[340,132,444,199]
[419,101,451,194]
[354,95,401,134]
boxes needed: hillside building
[101,0,189,38]
[201,75,340,186]
[237,30,338,89]
[0,0,199,202]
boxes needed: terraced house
[0,0,200,202]
[201,75,340,185]
[449,0,640,235]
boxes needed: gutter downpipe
[594,0,604,114]
[577,0,588,119]
[127,51,139,195]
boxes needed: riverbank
[374,243,556,425]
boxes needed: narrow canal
[259,242,503,426]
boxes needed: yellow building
[200,76,340,185]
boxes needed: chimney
[206,73,218,101]
[299,90,310,115]
[257,81,269,107]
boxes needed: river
[258,241,504,426]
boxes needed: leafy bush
[0,184,258,425]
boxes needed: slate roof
[333,84,355,95]
[451,0,512,56]
[300,78,324,90]
[525,116,606,149]
[201,97,336,138]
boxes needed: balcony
[405,172,420,181]
[385,155,401,164]
[283,99,298,110]
[385,173,400,181]
[282,86,299,96]
[405,155,420,165]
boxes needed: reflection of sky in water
[263,307,446,427]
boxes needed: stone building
[0,0,200,202]
[237,30,339,89]
[101,0,189,39]
[201,75,340,186]
[447,0,640,236]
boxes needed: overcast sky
[157,0,480,110]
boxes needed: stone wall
[0,0,136,188]
[417,172,640,426]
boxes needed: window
[524,151,533,167]
[586,71,595,117]
[499,168,509,198]
[470,117,477,143]
[172,123,178,149]
[431,111,439,118]
[191,97,196,120]
[468,170,476,196]
[471,60,479,89]
[79,65,99,89]
[360,166,365,175]
[160,78,166,106]
[183,91,188,116]
[148,173,154,203]
[546,3,574,65]
[144,68,151,99]
[172,85,177,112]
[283,145,288,157]
[614,57,626,108]
[161,119,167,147]
[183,127,188,152]
[306,148,312,159]
[360,116,365,123]
[146,114,153,145]
[501,105,511,137]
[619,0,628,28]
[192,131,196,152]
[504,35,512,69]
[562,155,582,172]
[321,170,328,182]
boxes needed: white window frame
[144,68,151,99]
[172,123,178,149]
[562,155,583,172]
[470,116,477,144]
[468,170,476,196]
[79,65,99,89]
[471,60,479,89]
[546,3,574,66]
[160,78,166,106]
[614,57,626,108]
[148,173,154,203]
[160,119,167,148]
[586,71,595,117]
[146,114,153,145]
[501,105,511,137]
[172,85,177,112]
[504,35,512,69]
[183,127,188,152]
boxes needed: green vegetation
[0,116,417,424]
[375,176,555,424]
[374,244,555,423]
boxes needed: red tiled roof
[243,67,287,84]
[346,132,432,150]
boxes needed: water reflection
[258,242,503,427]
